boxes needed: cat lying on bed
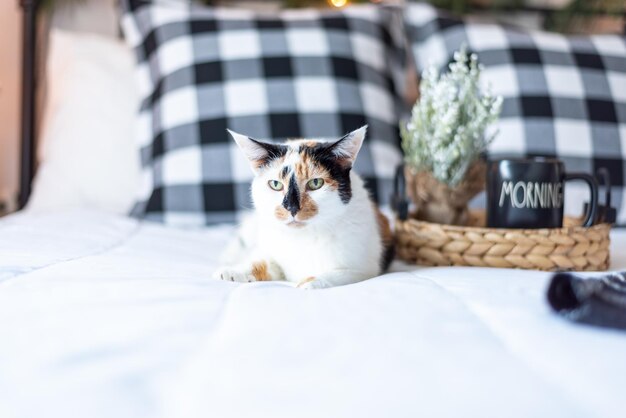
[213,126,393,289]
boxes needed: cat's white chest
[256,213,381,283]
[264,230,338,282]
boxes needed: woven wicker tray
[395,211,611,271]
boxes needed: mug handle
[564,173,599,227]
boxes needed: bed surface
[1,210,625,418]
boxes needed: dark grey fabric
[547,271,626,331]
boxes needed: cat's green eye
[307,178,325,190]
[268,180,284,191]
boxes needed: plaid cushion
[120,0,404,226]
[405,2,626,225]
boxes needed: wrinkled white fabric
[1,210,625,418]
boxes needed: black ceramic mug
[487,158,599,228]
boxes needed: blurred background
[0,0,624,214]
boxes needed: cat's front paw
[213,267,256,283]
[296,276,329,290]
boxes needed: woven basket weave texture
[395,212,611,271]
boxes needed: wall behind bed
[0,0,118,214]
[51,0,118,37]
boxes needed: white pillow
[27,29,140,214]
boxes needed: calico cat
[213,126,394,289]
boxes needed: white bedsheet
[0,210,625,418]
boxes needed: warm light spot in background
[329,0,348,8]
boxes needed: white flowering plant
[401,47,503,187]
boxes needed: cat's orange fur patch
[298,193,318,221]
[255,155,286,171]
[376,208,393,248]
[297,276,316,288]
[275,205,290,221]
[295,160,312,180]
[323,177,338,190]
[251,261,271,281]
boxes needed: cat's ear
[329,125,367,165]
[227,129,286,172]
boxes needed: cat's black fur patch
[282,174,301,216]
[250,137,287,168]
[303,139,353,204]
[381,243,395,273]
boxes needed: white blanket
[1,211,625,418]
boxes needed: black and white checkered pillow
[405,2,626,225]
[120,0,404,226]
